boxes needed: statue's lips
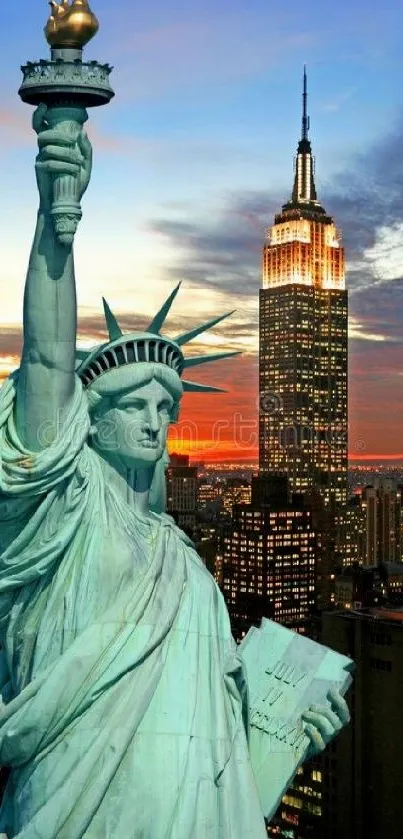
[138,440,159,449]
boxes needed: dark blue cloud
[148,115,403,309]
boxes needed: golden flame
[45,0,99,49]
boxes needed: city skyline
[2,1,403,461]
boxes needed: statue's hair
[85,362,183,514]
[86,362,183,421]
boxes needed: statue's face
[92,378,174,469]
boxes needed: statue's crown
[76,284,239,395]
[45,0,99,49]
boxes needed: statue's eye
[158,400,172,413]
[116,398,145,410]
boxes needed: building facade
[335,496,366,569]
[317,608,403,839]
[198,481,222,510]
[166,453,198,535]
[222,478,252,516]
[268,606,403,839]
[259,69,348,510]
[361,479,402,565]
[221,475,317,641]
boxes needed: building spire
[290,65,317,205]
[302,64,309,141]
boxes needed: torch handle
[45,106,88,246]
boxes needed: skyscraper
[166,453,198,536]
[259,68,348,510]
[317,607,403,839]
[221,475,317,642]
[361,479,402,565]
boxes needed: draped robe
[0,374,267,839]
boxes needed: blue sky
[2,0,403,459]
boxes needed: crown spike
[174,311,236,347]
[183,351,241,369]
[77,290,240,393]
[147,282,182,335]
[102,298,123,341]
[182,381,227,393]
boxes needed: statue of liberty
[0,3,351,837]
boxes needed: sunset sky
[2,0,403,462]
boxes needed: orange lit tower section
[259,68,347,508]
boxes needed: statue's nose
[145,404,160,434]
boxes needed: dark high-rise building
[221,478,252,517]
[335,495,366,569]
[268,605,403,839]
[361,479,402,565]
[166,453,198,536]
[317,607,403,839]
[259,68,348,510]
[221,475,317,642]
[266,762,324,839]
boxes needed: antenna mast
[302,65,310,141]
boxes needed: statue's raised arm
[15,104,92,450]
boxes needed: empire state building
[259,69,348,508]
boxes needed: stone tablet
[240,618,355,820]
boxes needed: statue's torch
[18,0,114,245]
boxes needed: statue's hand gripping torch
[47,105,88,246]
[34,104,90,246]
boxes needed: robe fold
[0,374,267,838]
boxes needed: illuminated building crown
[273,66,332,227]
[45,0,99,49]
[76,283,239,393]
